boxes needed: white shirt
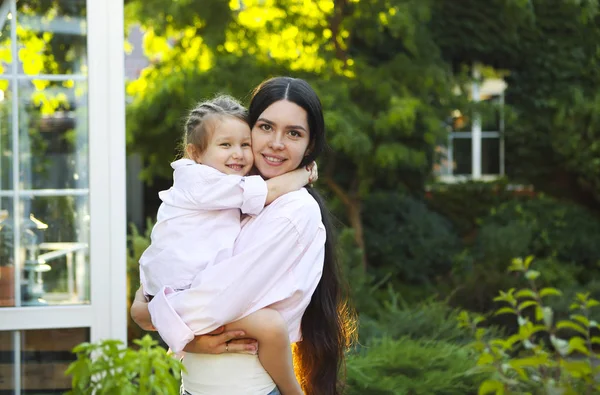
[139,159,268,296]
[148,188,325,394]
[148,188,325,352]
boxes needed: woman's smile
[252,100,310,179]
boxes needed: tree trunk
[324,176,368,271]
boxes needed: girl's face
[251,100,311,180]
[193,116,254,176]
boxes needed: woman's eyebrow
[256,117,274,125]
[257,117,307,132]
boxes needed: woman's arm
[148,208,324,353]
[130,286,258,354]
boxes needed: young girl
[139,95,313,395]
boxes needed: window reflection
[16,0,87,76]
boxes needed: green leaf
[515,289,537,299]
[518,300,538,311]
[494,307,517,316]
[525,270,540,281]
[556,320,589,336]
[539,287,562,298]
[570,314,590,327]
[479,379,504,395]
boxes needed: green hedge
[346,337,484,395]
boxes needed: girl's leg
[225,308,302,395]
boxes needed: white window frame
[438,70,506,183]
[0,0,126,392]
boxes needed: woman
[131,77,356,395]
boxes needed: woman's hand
[183,326,258,355]
[130,286,155,331]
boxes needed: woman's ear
[304,139,315,157]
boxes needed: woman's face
[251,100,311,179]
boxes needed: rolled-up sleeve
[148,215,315,353]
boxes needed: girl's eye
[220,143,230,147]
[242,143,251,147]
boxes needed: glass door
[0,0,126,392]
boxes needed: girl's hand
[183,326,258,355]
[306,161,318,184]
[130,286,155,331]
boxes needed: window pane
[0,0,11,72]
[0,328,89,393]
[19,79,88,190]
[0,331,15,391]
[20,195,89,306]
[0,197,15,307]
[0,79,13,191]
[452,138,472,175]
[482,137,500,175]
[480,95,502,131]
[16,1,87,76]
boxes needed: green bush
[425,180,520,237]
[363,193,461,285]
[461,256,600,395]
[66,335,184,395]
[358,290,477,345]
[346,337,485,395]
[482,195,600,272]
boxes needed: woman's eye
[261,124,272,131]
[289,130,301,138]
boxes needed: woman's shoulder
[268,188,322,229]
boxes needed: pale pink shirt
[148,188,326,353]
[139,159,268,296]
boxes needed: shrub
[425,179,521,237]
[363,193,461,285]
[358,290,477,345]
[461,256,600,394]
[66,335,184,395]
[482,195,600,272]
[346,337,485,395]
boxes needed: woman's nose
[268,135,285,150]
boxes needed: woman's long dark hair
[249,77,357,394]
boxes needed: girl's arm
[264,162,317,205]
[167,165,268,215]
[147,206,324,353]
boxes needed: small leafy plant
[66,334,184,395]
[459,256,600,395]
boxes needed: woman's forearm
[130,287,155,331]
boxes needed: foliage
[460,256,600,395]
[66,335,184,395]
[126,220,155,345]
[363,192,461,284]
[346,336,485,395]
[425,180,525,238]
[481,195,600,272]
[358,294,478,346]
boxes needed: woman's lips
[262,154,286,166]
